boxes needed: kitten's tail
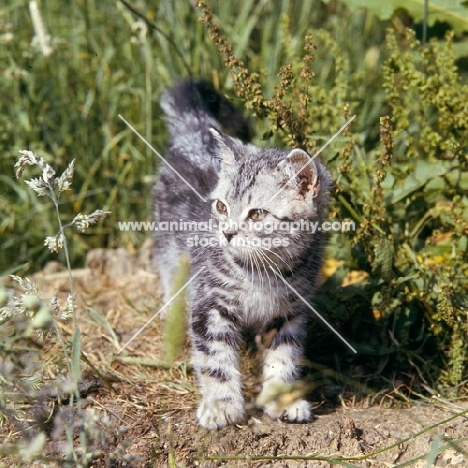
[160,80,251,142]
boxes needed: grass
[0,0,467,466]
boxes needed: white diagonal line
[268,115,356,203]
[269,266,357,354]
[116,266,205,354]
[118,114,208,202]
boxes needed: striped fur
[154,80,332,429]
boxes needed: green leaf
[0,262,29,277]
[373,236,394,282]
[324,0,468,33]
[446,169,468,190]
[389,160,455,204]
[425,434,443,466]
[381,172,395,191]
[163,254,190,365]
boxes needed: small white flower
[57,159,75,192]
[50,296,60,316]
[88,209,112,221]
[41,164,56,186]
[72,213,88,233]
[44,232,65,252]
[61,294,75,321]
[72,210,111,233]
[10,275,38,295]
[0,307,14,326]
[25,177,49,196]
[15,150,40,179]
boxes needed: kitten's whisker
[258,250,282,284]
[258,243,291,264]
[246,249,256,287]
[258,249,287,302]
[257,250,282,282]
[259,257,291,322]
[260,246,294,276]
[250,247,264,288]
[254,249,273,294]
[261,251,285,304]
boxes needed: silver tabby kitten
[154,80,332,429]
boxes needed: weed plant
[0,152,115,466]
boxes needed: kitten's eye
[248,209,267,220]
[216,200,228,213]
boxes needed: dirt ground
[2,245,468,467]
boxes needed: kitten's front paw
[197,398,244,430]
[263,398,312,423]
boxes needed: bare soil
[2,245,467,467]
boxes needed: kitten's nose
[223,231,236,243]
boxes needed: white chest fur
[235,275,289,327]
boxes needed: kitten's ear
[277,149,319,198]
[209,128,235,166]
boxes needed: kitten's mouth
[219,239,246,255]
[227,246,295,281]
[221,238,289,269]
[219,237,252,256]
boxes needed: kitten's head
[209,128,332,268]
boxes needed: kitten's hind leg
[191,303,244,429]
[258,314,312,423]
